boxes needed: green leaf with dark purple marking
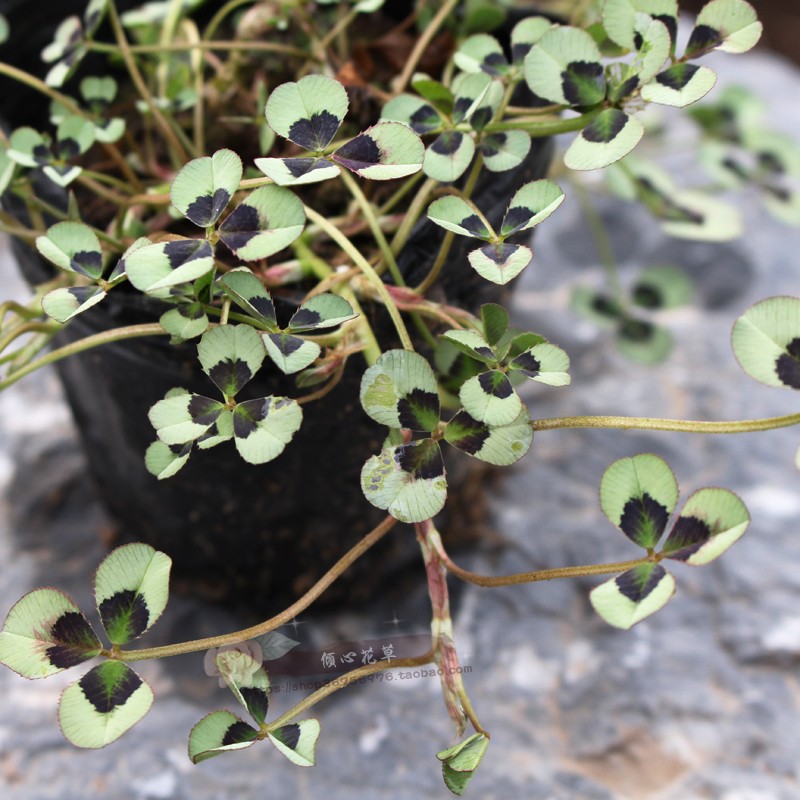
[83,0,109,37]
[440,329,497,365]
[109,236,149,282]
[360,350,440,431]
[0,589,101,678]
[54,115,95,161]
[444,407,533,466]
[268,719,321,767]
[590,563,676,629]
[218,267,277,330]
[331,122,424,180]
[641,63,717,108]
[233,396,303,464]
[600,454,678,549]
[381,95,443,135]
[508,342,571,386]
[218,184,305,261]
[437,732,489,796]
[59,661,153,748]
[170,149,242,227]
[188,711,258,763]
[287,294,356,332]
[504,331,548,361]
[254,156,340,186]
[454,33,508,75]
[481,303,509,346]
[42,285,106,323]
[145,440,192,480]
[523,26,605,106]
[632,265,692,310]
[662,487,749,565]
[423,131,476,182]
[500,179,566,237]
[510,16,553,64]
[684,0,761,58]
[731,297,800,389]
[450,72,495,127]
[262,333,320,375]
[427,196,494,240]
[196,409,234,450]
[160,303,209,342]
[481,130,531,173]
[616,318,673,364]
[7,127,51,169]
[94,543,171,646]
[565,109,644,171]
[36,222,103,279]
[125,238,214,294]
[198,324,265,397]
[149,390,225,445]
[460,370,522,426]
[265,74,347,152]
[468,243,532,285]
[215,653,270,725]
[41,17,85,87]
[361,439,447,523]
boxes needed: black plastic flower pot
[1,1,555,613]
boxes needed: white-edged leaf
[454,33,507,75]
[42,164,82,187]
[218,185,305,261]
[188,710,258,764]
[600,453,679,549]
[359,349,440,431]
[444,407,533,465]
[440,329,496,365]
[55,115,95,158]
[170,149,242,227]
[459,370,523,426]
[262,333,321,374]
[233,396,303,464]
[8,127,51,168]
[523,26,605,106]
[218,267,277,329]
[0,589,101,679]
[361,439,447,523]
[731,296,800,389]
[510,16,553,63]
[641,63,717,108]
[468,243,532,285]
[381,94,442,135]
[500,179,566,236]
[148,391,224,444]
[198,324,266,397]
[684,0,762,58]
[265,75,348,151]
[160,304,209,342]
[423,132,476,183]
[42,285,106,323]
[94,543,172,646]
[268,719,321,767]
[427,195,494,240]
[287,294,356,332]
[508,342,571,386]
[59,662,153,748]
[35,222,103,279]
[481,131,532,173]
[332,122,424,180]
[662,487,749,565]
[565,110,644,171]
[590,563,676,629]
[145,440,192,479]
[124,238,214,293]
[254,156,340,186]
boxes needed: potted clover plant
[1,0,799,795]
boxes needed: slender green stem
[319,6,359,50]
[0,321,60,355]
[80,169,138,195]
[338,169,405,286]
[0,300,45,323]
[117,516,398,662]
[439,551,650,588]
[303,205,414,351]
[531,413,800,435]
[393,0,459,93]
[267,649,436,731]
[485,111,600,137]
[107,1,190,166]
[0,323,167,391]
[89,39,318,59]
[0,61,82,114]
[203,0,254,40]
